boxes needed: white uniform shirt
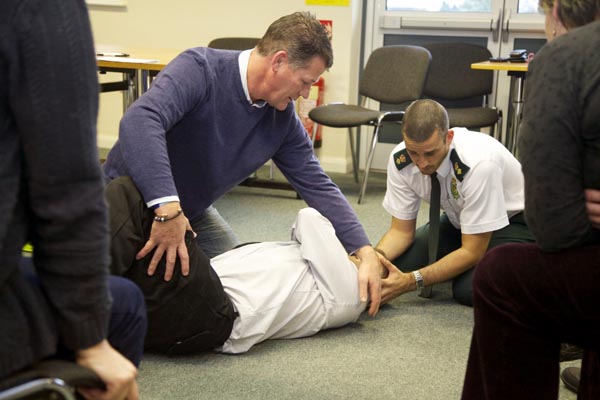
[210,208,365,354]
[383,128,524,234]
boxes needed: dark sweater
[103,48,370,253]
[519,20,600,251]
[0,0,110,377]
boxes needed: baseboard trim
[318,156,352,174]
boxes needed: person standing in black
[1,1,146,398]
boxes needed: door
[362,0,546,171]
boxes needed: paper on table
[97,56,159,64]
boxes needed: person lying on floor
[106,176,376,355]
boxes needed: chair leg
[311,122,318,143]
[358,124,381,204]
[497,112,503,148]
[347,128,359,183]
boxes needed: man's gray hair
[256,12,333,69]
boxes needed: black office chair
[0,360,105,400]
[309,45,431,203]
[207,37,259,51]
[422,43,502,138]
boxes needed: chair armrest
[0,360,106,393]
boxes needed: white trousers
[211,208,365,354]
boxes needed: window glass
[386,0,492,12]
[517,0,540,13]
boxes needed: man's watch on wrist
[412,270,425,290]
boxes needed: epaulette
[393,148,412,171]
[450,149,470,182]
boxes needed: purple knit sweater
[103,47,369,252]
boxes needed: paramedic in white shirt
[375,99,534,306]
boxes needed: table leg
[138,69,150,94]
[122,69,154,111]
[123,70,138,111]
[505,72,525,156]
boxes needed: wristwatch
[412,270,425,290]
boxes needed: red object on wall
[319,19,333,40]
[296,77,324,148]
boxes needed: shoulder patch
[393,148,412,171]
[450,149,470,182]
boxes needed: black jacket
[1,0,110,378]
[105,176,236,355]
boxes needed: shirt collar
[436,142,454,178]
[238,49,267,108]
[406,141,454,178]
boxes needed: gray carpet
[137,166,579,399]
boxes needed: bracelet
[154,208,183,222]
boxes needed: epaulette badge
[393,148,412,171]
[450,149,470,182]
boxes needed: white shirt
[211,208,365,354]
[238,49,266,108]
[383,128,524,234]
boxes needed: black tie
[421,172,440,298]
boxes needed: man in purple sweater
[103,12,383,316]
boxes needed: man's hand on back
[135,202,195,281]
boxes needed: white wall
[89,0,362,173]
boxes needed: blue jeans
[189,205,239,259]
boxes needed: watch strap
[412,270,425,291]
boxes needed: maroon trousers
[462,242,600,400]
